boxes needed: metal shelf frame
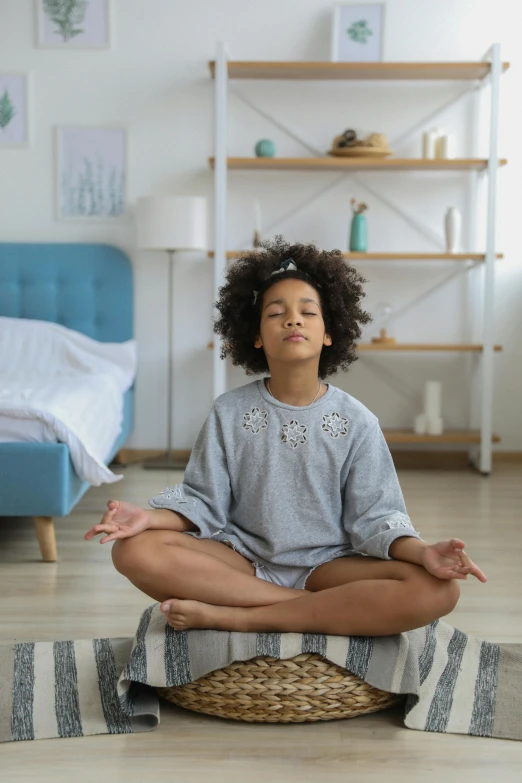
[211,43,505,474]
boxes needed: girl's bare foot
[161,599,247,631]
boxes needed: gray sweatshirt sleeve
[147,405,231,539]
[342,417,423,560]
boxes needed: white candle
[427,417,444,435]
[422,130,437,159]
[424,381,441,421]
[414,414,427,434]
[434,128,445,158]
[438,133,456,159]
[254,200,262,233]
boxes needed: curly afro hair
[212,236,372,380]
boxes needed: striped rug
[1,603,521,742]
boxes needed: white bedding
[0,415,56,444]
[0,317,137,486]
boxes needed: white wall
[1,0,521,450]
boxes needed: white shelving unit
[210,43,508,474]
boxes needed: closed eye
[268,312,317,317]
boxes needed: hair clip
[252,259,298,305]
[275,258,297,273]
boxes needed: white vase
[444,207,462,253]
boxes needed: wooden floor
[1,463,521,781]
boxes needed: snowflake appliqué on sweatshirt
[158,484,187,503]
[386,511,413,529]
[322,411,349,438]
[281,419,308,449]
[243,407,268,434]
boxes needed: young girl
[85,238,487,637]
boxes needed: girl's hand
[421,538,487,583]
[84,500,151,544]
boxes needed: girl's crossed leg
[112,529,304,607]
[112,530,460,637]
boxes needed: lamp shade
[136,196,207,251]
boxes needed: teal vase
[349,213,368,252]
[255,139,276,157]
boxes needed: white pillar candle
[424,381,441,421]
[434,128,446,158]
[414,414,428,434]
[427,417,444,435]
[422,129,437,159]
[438,133,456,159]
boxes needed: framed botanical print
[0,73,30,148]
[36,0,111,49]
[331,4,385,62]
[56,126,127,220]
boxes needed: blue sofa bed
[0,243,134,561]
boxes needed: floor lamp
[136,195,207,470]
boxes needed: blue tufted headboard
[0,243,133,342]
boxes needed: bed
[0,242,134,561]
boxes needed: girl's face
[254,278,332,365]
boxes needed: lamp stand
[143,249,188,471]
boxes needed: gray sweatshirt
[148,379,422,569]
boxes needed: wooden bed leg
[33,516,57,562]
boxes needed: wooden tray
[329,146,393,158]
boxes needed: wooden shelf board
[383,430,501,444]
[208,251,503,261]
[359,344,502,352]
[209,157,507,172]
[343,252,503,261]
[209,61,510,81]
[206,342,501,353]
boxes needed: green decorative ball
[255,139,276,157]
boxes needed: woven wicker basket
[157,653,403,723]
